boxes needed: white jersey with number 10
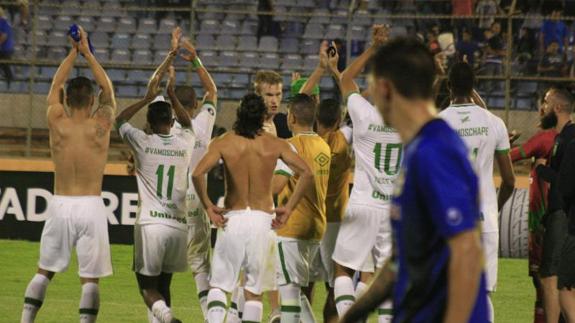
[346,93,403,209]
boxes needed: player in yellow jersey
[273,94,331,323]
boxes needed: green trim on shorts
[79,308,99,315]
[378,308,393,315]
[274,170,292,177]
[281,305,301,313]
[24,297,43,308]
[208,300,227,310]
[115,119,126,132]
[203,100,216,108]
[335,295,355,304]
[198,290,209,299]
[278,242,291,284]
[495,148,510,155]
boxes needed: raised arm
[180,37,218,105]
[115,76,160,125]
[192,137,227,227]
[299,41,329,96]
[167,65,191,128]
[47,44,78,123]
[340,25,388,99]
[273,140,313,229]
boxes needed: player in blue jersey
[339,37,488,323]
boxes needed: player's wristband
[191,57,203,69]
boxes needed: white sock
[242,300,263,323]
[279,283,301,323]
[147,309,161,323]
[355,281,368,299]
[487,294,494,322]
[207,288,227,323]
[151,300,173,323]
[226,285,244,323]
[334,276,355,316]
[79,282,99,323]
[21,273,50,323]
[378,300,393,323]
[195,272,210,319]
[300,294,316,323]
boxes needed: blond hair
[253,70,283,94]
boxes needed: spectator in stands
[538,41,565,77]
[516,27,537,60]
[457,29,480,67]
[476,0,501,30]
[427,30,442,55]
[0,7,13,85]
[257,0,280,40]
[540,3,569,54]
[482,21,506,91]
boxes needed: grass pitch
[0,239,533,322]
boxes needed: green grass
[0,239,533,322]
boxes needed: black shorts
[540,210,568,278]
[559,234,575,289]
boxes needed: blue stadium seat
[300,39,319,55]
[516,81,538,94]
[237,36,258,51]
[514,98,533,110]
[47,47,67,60]
[230,74,250,88]
[117,85,139,98]
[8,81,25,93]
[320,77,334,90]
[33,82,51,94]
[239,52,259,69]
[34,30,48,46]
[240,21,258,35]
[212,72,231,87]
[107,69,126,83]
[50,31,68,47]
[137,18,158,34]
[325,24,345,39]
[216,35,237,51]
[94,48,111,63]
[309,9,331,24]
[159,18,177,33]
[133,50,152,63]
[303,24,325,39]
[153,34,171,50]
[195,34,216,50]
[302,54,319,71]
[97,17,117,33]
[229,89,246,100]
[331,10,348,24]
[279,38,300,54]
[258,36,278,52]
[219,52,239,68]
[351,13,373,27]
[78,16,95,31]
[118,17,137,33]
[91,31,109,48]
[111,33,132,50]
[199,51,219,67]
[199,20,220,35]
[350,25,366,40]
[153,50,170,64]
[281,54,303,71]
[110,49,131,64]
[36,15,53,31]
[132,34,151,49]
[37,66,57,81]
[260,53,280,69]
[127,70,152,84]
[221,20,240,35]
[53,15,73,31]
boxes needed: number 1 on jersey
[156,164,175,199]
[373,143,402,175]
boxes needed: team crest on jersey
[314,152,330,167]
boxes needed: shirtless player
[192,94,313,323]
[21,27,116,323]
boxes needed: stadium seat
[240,21,258,35]
[34,30,48,46]
[97,17,117,33]
[153,34,171,50]
[132,34,151,49]
[199,20,220,35]
[238,52,259,69]
[237,36,258,51]
[153,50,170,64]
[515,81,538,94]
[47,47,67,60]
[216,35,237,51]
[159,18,177,33]
[94,48,110,62]
[258,36,278,52]
[8,81,25,93]
[118,17,137,33]
[300,39,319,55]
[36,15,53,31]
[260,53,280,69]
[133,50,152,63]
[199,51,219,67]
[137,18,158,34]
[193,34,214,50]
[37,66,57,81]
[220,20,240,35]
[53,15,73,31]
[351,12,373,27]
[219,52,239,67]
[309,9,331,24]
[50,31,68,47]
[320,76,335,90]
[229,88,245,100]
[283,22,305,38]
[78,16,95,31]
[325,25,345,40]
[111,33,132,50]
[331,10,348,24]
[91,31,110,48]
[350,25,366,40]
[211,72,231,87]
[281,54,303,71]
[33,81,51,94]
[303,24,325,39]
[514,98,533,110]
[279,38,300,54]
[110,49,131,63]
[107,69,126,83]
[230,74,250,88]
[302,54,319,71]
[127,70,152,83]
[117,85,139,98]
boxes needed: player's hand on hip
[208,205,227,228]
[272,207,292,229]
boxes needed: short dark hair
[175,85,197,110]
[234,94,267,139]
[448,62,475,98]
[370,37,436,100]
[317,98,341,128]
[147,101,173,128]
[288,94,316,126]
[550,86,575,113]
[66,77,94,109]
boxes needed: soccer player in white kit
[439,62,516,322]
[20,26,115,323]
[171,36,218,320]
[331,25,401,322]
[116,29,193,323]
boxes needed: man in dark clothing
[0,8,13,84]
[535,87,575,323]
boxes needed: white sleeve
[192,102,217,142]
[494,115,510,152]
[117,122,147,150]
[274,143,297,177]
[346,92,373,125]
[339,125,353,144]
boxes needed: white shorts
[38,195,113,278]
[332,204,392,272]
[133,223,188,276]
[310,222,340,287]
[483,231,498,292]
[187,210,211,274]
[277,237,320,287]
[209,209,277,295]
